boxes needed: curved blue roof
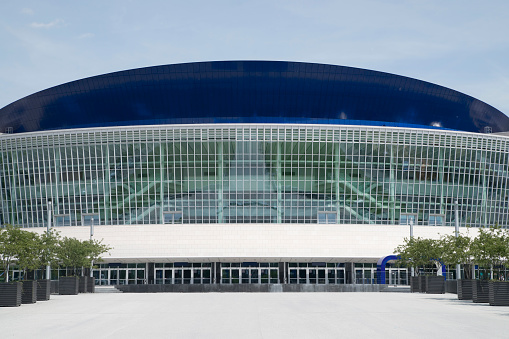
[1,60,508,133]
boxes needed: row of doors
[93,266,409,285]
[355,268,408,285]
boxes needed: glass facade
[1,124,508,228]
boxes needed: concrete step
[94,286,123,293]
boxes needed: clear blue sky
[1,0,509,115]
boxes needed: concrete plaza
[1,291,508,338]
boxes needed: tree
[438,231,473,279]
[470,226,509,280]
[39,229,61,276]
[395,237,441,275]
[0,225,42,282]
[57,237,111,276]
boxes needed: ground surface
[1,291,508,338]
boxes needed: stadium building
[1,61,509,288]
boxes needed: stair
[94,286,123,293]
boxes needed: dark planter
[0,282,22,307]
[79,276,88,293]
[419,276,426,292]
[457,279,474,300]
[87,276,95,293]
[410,276,421,292]
[37,279,51,301]
[425,276,445,294]
[22,280,37,304]
[489,281,509,306]
[445,280,458,294]
[472,280,490,303]
[51,280,59,294]
[59,277,79,295]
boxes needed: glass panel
[174,269,182,284]
[231,269,239,284]
[183,269,191,284]
[270,269,278,284]
[289,269,297,284]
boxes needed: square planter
[87,276,95,293]
[489,281,509,306]
[37,280,51,301]
[457,279,474,300]
[79,276,88,293]
[445,280,458,294]
[59,277,79,295]
[0,282,22,307]
[425,276,445,294]
[22,280,37,304]
[410,276,421,293]
[472,280,489,303]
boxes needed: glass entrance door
[94,264,146,285]
[388,268,408,285]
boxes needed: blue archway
[377,255,447,284]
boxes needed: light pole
[410,217,414,277]
[46,199,52,280]
[90,217,94,277]
[454,200,461,280]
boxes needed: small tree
[57,237,111,276]
[470,226,509,280]
[14,229,42,280]
[395,237,442,276]
[39,229,61,279]
[438,231,473,279]
[0,225,42,282]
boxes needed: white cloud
[30,19,65,29]
[21,8,34,16]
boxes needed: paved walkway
[1,292,509,338]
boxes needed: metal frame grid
[1,124,508,228]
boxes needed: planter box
[489,281,509,306]
[59,277,79,295]
[22,280,37,304]
[445,280,457,294]
[457,279,474,300]
[87,276,95,293]
[419,276,426,293]
[51,280,59,294]
[472,280,489,303]
[37,280,51,301]
[425,276,445,294]
[79,276,88,293]
[0,282,22,307]
[410,276,421,293]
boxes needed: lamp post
[410,217,414,277]
[90,217,94,277]
[454,200,461,280]
[46,199,52,280]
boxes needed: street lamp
[410,217,414,277]
[46,199,52,280]
[90,217,94,277]
[454,200,461,280]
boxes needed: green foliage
[394,237,441,275]
[39,228,61,267]
[438,232,472,267]
[0,225,43,281]
[56,237,111,276]
[470,226,509,278]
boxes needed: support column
[438,146,445,216]
[276,142,282,223]
[217,142,224,223]
[159,143,165,224]
[389,146,396,224]
[334,143,341,223]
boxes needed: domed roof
[1,60,508,133]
